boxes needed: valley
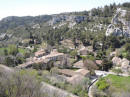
[0,2,130,97]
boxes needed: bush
[58,47,71,54]
[16,53,25,64]
[72,85,88,97]
[4,55,17,67]
[8,45,19,56]
[124,43,130,52]
[112,68,122,74]
[96,78,109,91]
[0,69,43,97]
[70,50,77,58]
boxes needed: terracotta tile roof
[96,60,102,65]
[73,60,84,68]
[75,69,90,76]
[58,69,76,77]
[58,68,90,77]
[45,52,64,59]
[17,52,64,68]
[35,49,45,57]
[68,74,85,85]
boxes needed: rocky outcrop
[49,15,85,26]
[106,8,130,37]
[106,24,123,36]
[32,24,40,29]
[106,24,115,36]
[121,58,130,73]
[112,57,122,66]
[112,57,130,74]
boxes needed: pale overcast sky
[0,0,129,20]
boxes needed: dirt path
[88,79,98,97]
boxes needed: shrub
[96,78,109,91]
[0,69,44,97]
[112,68,122,74]
[4,55,17,67]
[70,50,77,58]
[8,45,19,56]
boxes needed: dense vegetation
[0,68,43,97]
[0,45,32,67]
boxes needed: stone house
[35,49,46,58]
[75,69,90,77]
[68,74,85,85]
[58,69,90,77]
[95,60,102,65]
[73,60,84,69]
[78,46,93,55]
[58,69,76,77]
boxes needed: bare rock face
[121,58,130,73]
[106,24,123,36]
[112,57,130,74]
[112,14,119,25]
[0,33,8,41]
[49,15,85,26]
[112,57,122,66]
[121,58,129,67]
[32,24,40,29]
[106,23,130,37]
[106,8,130,37]
[123,21,130,37]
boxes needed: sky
[0,0,129,20]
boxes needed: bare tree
[0,69,44,97]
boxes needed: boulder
[112,57,122,66]
[121,58,130,73]
[112,57,130,74]
[121,58,129,67]
[106,8,130,38]
[106,24,115,36]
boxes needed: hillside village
[0,2,130,97]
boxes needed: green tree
[4,49,8,56]
[9,45,19,56]
[101,59,113,71]
[4,55,16,67]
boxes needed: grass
[18,48,27,55]
[19,69,44,82]
[97,74,130,92]
[96,78,109,91]
[0,47,28,56]
[0,48,7,55]
[105,74,130,91]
